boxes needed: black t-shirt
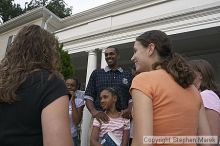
[0,70,68,146]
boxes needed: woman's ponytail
[155,53,195,88]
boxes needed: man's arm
[86,99,98,117]
[86,99,109,123]
[121,72,133,119]
[121,102,132,119]
[85,70,98,116]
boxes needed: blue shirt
[85,66,132,111]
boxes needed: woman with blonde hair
[0,25,73,146]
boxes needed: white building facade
[55,0,220,87]
[1,0,220,145]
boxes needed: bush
[58,43,75,78]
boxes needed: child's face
[65,79,77,92]
[100,90,116,110]
[193,71,202,91]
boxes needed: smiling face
[105,47,119,69]
[65,79,77,92]
[131,41,154,73]
[100,89,117,110]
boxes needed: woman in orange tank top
[130,30,212,146]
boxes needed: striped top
[93,116,130,142]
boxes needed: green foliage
[58,43,75,79]
[0,0,72,23]
[27,0,72,18]
[0,0,23,22]
[46,0,72,18]
[26,0,49,10]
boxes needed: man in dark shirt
[85,46,132,122]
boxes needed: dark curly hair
[136,30,195,88]
[66,77,81,90]
[106,46,120,55]
[0,25,62,103]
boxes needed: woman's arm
[121,129,129,146]
[198,105,211,135]
[198,105,213,146]
[71,98,84,125]
[90,126,102,146]
[131,89,153,146]
[205,109,220,145]
[41,95,73,146]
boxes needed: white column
[101,47,107,68]
[81,50,97,146]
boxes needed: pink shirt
[201,90,220,114]
[93,116,130,142]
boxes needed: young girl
[66,78,85,146]
[90,87,130,146]
[190,59,220,145]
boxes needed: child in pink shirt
[190,59,220,145]
[90,87,130,146]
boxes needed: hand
[92,110,109,123]
[121,108,132,119]
[69,91,76,100]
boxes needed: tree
[0,0,73,77]
[0,0,23,22]
[46,0,72,18]
[10,4,23,19]
[58,43,75,79]
[0,0,72,23]
[27,0,72,18]
[26,0,49,10]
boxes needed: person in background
[66,77,85,146]
[130,30,211,146]
[85,46,133,123]
[190,59,220,145]
[0,25,73,146]
[90,87,130,146]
